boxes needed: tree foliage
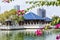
[50,16,60,26]
[0,9,16,23]
[25,0,60,11]
[2,0,14,3]
[26,0,60,6]
[0,9,25,23]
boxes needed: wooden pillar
[28,20,30,24]
[31,20,33,24]
[19,21,21,25]
[34,20,36,24]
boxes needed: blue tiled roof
[44,17,51,21]
[24,12,44,20]
[23,12,51,21]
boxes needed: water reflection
[0,30,60,40]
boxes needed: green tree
[25,0,60,11]
[50,16,60,25]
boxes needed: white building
[0,6,1,13]
[37,8,46,18]
[14,5,20,10]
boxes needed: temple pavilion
[5,12,51,26]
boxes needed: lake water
[0,30,60,40]
[24,33,58,40]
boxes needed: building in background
[37,8,46,18]
[14,5,20,10]
[0,6,1,13]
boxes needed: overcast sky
[0,0,60,18]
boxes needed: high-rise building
[14,5,20,10]
[37,8,46,18]
[0,6,1,13]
